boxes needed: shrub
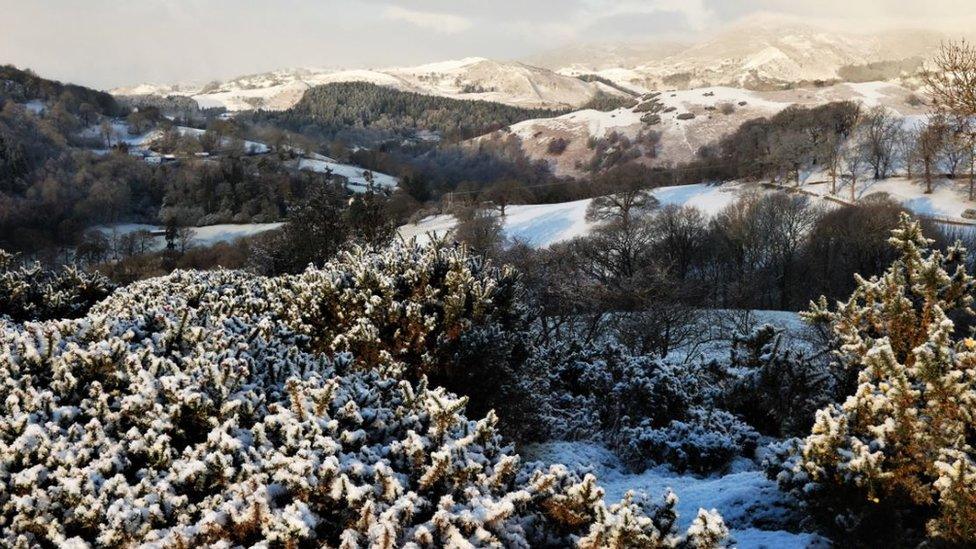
[774,215,976,545]
[548,137,569,155]
[676,113,695,121]
[522,342,758,474]
[0,249,115,322]
[0,251,727,547]
[642,114,662,126]
[618,408,760,475]
[720,325,834,437]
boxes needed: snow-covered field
[793,177,976,224]
[524,442,828,548]
[399,183,741,247]
[401,176,976,250]
[298,158,399,191]
[95,222,283,249]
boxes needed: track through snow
[524,442,829,549]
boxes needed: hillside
[475,80,928,178]
[399,176,976,250]
[0,64,123,117]
[248,81,567,143]
[548,16,946,92]
[112,58,625,112]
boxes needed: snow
[843,81,901,107]
[112,57,607,111]
[524,441,828,549]
[79,121,158,147]
[174,126,270,154]
[399,183,743,248]
[794,177,976,225]
[24,100,46,115]
[297,158,398,192]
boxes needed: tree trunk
[970,155,975,201]
[851,175,856,202]
[926,162,933,194]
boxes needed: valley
[3,5,976,548]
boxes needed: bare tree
[940,121,971,179]
[924,40,976,117]
[453,207,504,258]
[916,116,948,194]
[770,129,812,186]
[586,165,660,227]
[861,106,900,180]
[841,137,869,202]
[925,40,976,199]
[896,127,918,179]
[482,179,532,216]
[100,120,114,148]
[824,133,844,195]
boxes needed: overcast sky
[1,0,974,90]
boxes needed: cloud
[575,0,715,32]
[382,5,473,34]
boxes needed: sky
[1,0,974,90]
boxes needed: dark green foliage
[0,249,115,321]
[837,57,925,83]
[0,64,123,117]
[579,90,639,112]
[252,81,564,143]
[0,102,64,193]
[719,325,833,437]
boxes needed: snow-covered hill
[112,58,626,112]
[400,176,976,250]
[477,80,927,178]
[398,183,741,247]
[548,15,945,92]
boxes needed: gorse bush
[719,325,834,437]
[521,342,763,474]
[0,249,115,322]
[772,214,976,545]
[0,240,730,547]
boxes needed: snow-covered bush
[720,325,834,437]
[522,342,757,474]
[618,408,759,475]
[773,214,976,545]
[97,240,531,434]
[0,249,115,322]
[521,343,712,442]
[0,262,728,547]
[282,241,529,421]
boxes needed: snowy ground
[790,176,976,225]
[399,183,742,247]
[95,222,283,249]
[401,176,976,250]
[523,442,829,549]
[298,158,399,191]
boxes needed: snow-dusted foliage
[720,325,833,437]
[0,243,727,547]
[618,409,759,475]
[521,342,758,474]
[99,241,530,431]
[0,249,115,322]
[773,214,976,545]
